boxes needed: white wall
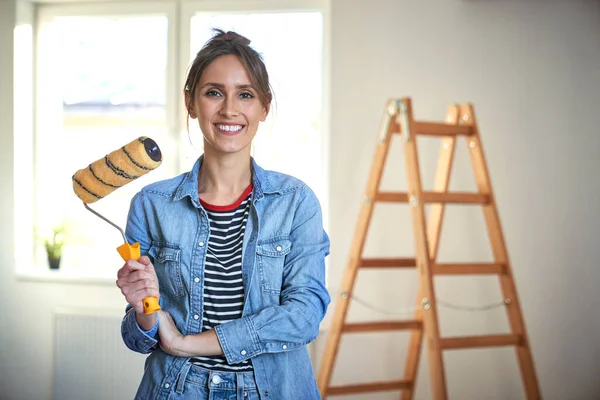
[315,0,600,399]
[0,0,18,396]
[1,1,599,400]
[1,5,142,400]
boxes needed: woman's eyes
[204,90,254,99]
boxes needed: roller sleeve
[72,136,162,204]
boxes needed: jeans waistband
[175,362,257,395]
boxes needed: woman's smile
[214,123,245,136]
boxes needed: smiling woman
[187,54,269,160]
[116,29,330,400]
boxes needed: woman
[116,29,330,400]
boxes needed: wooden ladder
[317,97,541,399]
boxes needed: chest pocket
[149,242,184,299]
[256,237,291,295]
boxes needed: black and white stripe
[189,188,253,372]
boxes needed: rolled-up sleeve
[121,305,159,354]
[215,185,330,364]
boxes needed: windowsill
[16,266,117,286]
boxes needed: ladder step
[440,334,523,350]
[432,263,506,275]
[423,191,490,204]
[374,192,409,202]
[413,121,474,136]
[360,258,416,268]
[343,321,422,333]
[328,380,413,395]
[375,191,490,204]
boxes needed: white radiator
[53,307,147,400]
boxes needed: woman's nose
[220,97,239,117]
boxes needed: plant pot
[48,255,61,270]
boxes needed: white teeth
[217,124,243,132]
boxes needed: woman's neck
[197,148,252,206]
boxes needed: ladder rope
[329,287,509,316]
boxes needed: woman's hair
[184,29,273,115]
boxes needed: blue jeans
[167,363,260,400]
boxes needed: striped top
[189,184,253,372]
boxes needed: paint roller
[72,136,162,314]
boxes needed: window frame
[15,0,331,284]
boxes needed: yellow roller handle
[117,242,161,314]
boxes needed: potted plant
[45,225,65,270]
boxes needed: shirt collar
[173,155,278,206]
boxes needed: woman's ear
[261,103,270,122]
[184,91,197,119]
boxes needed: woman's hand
[157,310,194,357]
[116,256,160,330]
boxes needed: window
[16,1,329,280]
[31,3,177,277]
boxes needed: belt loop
[236,372,245,400]
[175,362,192,394]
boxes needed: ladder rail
[316,99,399,396]
[460,104,541,399]
[401,104,460,400]
[399,98,448,399]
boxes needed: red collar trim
[200,184,253,212]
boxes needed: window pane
[59,17,167,107]
[36,15,171,274]
[188,12,325,201]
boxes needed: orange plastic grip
[117,242,161,314]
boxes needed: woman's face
[187,54,269,156]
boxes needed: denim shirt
[120,156,331,400]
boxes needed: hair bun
[211,28,251,46]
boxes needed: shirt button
[164,383,170,389]
[198,241,204,247]
[212,374,222,384]
[282,344,287,350]
[193,314,199,320]
[264,392,269,396]
[276,245,282,252]
[241,350,247,355]
[194,277,200,283]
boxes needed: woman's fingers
[116,261,158,288]
[118,269,155,286]
[119,278,159,297]
[116,258,160,313]
[138,255,152,266]
[117,256,155,274]
[122,285,160,314]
